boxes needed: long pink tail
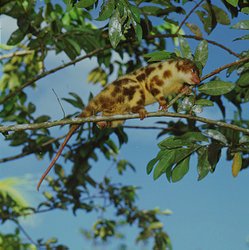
[36,124,79,191]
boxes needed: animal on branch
[37,58,200,190]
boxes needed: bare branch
[0,111,248,135]
[146,34,242,58]
[0,50,33,60]
[175,0,205,34]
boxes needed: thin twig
[14,220,38,246]
[146,34,242,58]
[52,88,66,118]
[175,0,205,34]
[0,50,33,60]
[167,56,249,108]
[0,135,66,164]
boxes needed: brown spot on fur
[99,96,115,109]
[163,70,172,79]
[151,76,164,86]
[145,66,155,76]
[140,90,145,101]
[136,99,144,106]
[136,73,146,82]
[158,63,163,69]
[159,96,165,101]
[175,59,199,76]
[117,95,124,103]
[123,86,137,100]
[145,82,150,92]
[113,78,136,86]
[151,88,160,96]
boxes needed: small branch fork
[175,0,205,34]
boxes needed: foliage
[0,0,248,249]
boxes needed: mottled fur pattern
[37,58,200,190]
[83,58,200,127]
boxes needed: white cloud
[0,15,17,44]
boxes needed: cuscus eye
[191,68,196,73]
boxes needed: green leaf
[147,157,159,174]
[237,72,249,87]
[134,23,143,42]
[225,0,238,7]
[194,40,208,67]
[239,135,249,145]
[199,80,235,96]
[205,129,228,145]
[241,7,249,14]
[195,99,214,106]
[233,34,249,41]
[7,29,26,45]
[109,9,122,48]
[96,0,115,21]
[171,156,190,182]
[144,51,172,62]
[212,5,230,25]
[185,22,202,37]
[180,132,209,143]
[129,4,140,23]
[35,115,51,123]
[179,37,192,59]
[158,137,192,149]
[0,177,30,209]
[197,147,211,180]
[231,20,249,30]
[207,142,222,172]
[153,150,176,180]
[75,0,97,8]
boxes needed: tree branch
[0,111,248,135]
[0,50,33,60]
[175,0,205,34]
[146,34,242,58]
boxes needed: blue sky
[1,1,249,250]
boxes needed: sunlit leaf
[179,37,192,59]
[185,22,202,37]
[0,177,30,210]
[231,20,249,30]
[232,152,242,177]
[194,40,208,67]
[109,9,122,48]
[204,129,228,145]
[225,0,239,7]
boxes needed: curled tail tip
[36,179,42,191]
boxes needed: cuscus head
[174,58,201,85]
